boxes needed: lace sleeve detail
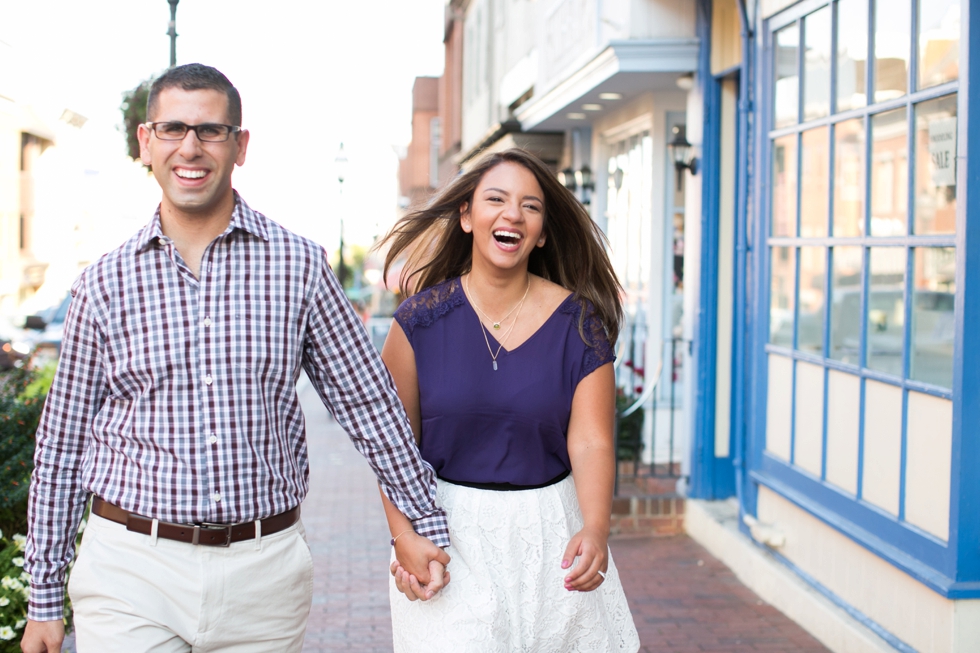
[560,297,615,380]
[393,278,466,338]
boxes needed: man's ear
[234,129,250,166]
[138,123,152,166]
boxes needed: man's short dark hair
[147,63,243,126]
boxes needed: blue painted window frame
[747,0,980,598]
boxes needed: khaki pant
[68,512,314,652]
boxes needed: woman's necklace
[464,275,530,371]
[466,275,531,329]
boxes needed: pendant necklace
[467,275,530,329]
[464,275,530,371]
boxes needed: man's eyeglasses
[145,122,242,142]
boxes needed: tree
[120,77,154,166]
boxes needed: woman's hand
[390,558,450,601]
[393,531,451,587]
[561,526,609,592]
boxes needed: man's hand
[390,559,450,601]
[21,619,64,653]
[392,531,450,587]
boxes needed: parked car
[13,292,72,367]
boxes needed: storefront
[687,0,980,650]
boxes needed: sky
[0,0,446,251]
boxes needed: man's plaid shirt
[25,194,448,621]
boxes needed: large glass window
[762,0,961,575]
[768,0,958,390]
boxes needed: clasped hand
[391,532,451,601]
[390,527,609,601]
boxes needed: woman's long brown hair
[378,148,624,345]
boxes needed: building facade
[691,1,978,651]
[419,0,979,651]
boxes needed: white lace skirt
[389,475,640,653]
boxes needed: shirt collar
[136,191,270,252]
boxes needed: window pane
[772,134,797,237]
[918,0,960,89]
[775,23,800,128]
[914,94,957,235]
[798,247,826,354]
[837,0,869,112]
[803,6,832,121]
[911,247,955,387]
[867,247,905,376]
[874,0,911,103]
[801,127,829,237]
[834,119,865,236]
[870,109,908,236]
[830,246,862,363]
[771,247,796,346]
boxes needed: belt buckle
[193,522,233,547]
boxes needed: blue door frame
[688,0,747,502]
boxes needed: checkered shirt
[25,194,449,621]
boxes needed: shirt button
[209,434,218,444]
[204,317,212,327]
[212,492,222,502]
[157,237,166,246]
[205,374,213,385]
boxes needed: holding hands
[391,530,451,601]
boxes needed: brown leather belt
[90,497,300,547]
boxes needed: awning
[514,38,700,133]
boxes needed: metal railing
[613,337,685,496]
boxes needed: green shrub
[0,530,29,650]
[0,369,46,539]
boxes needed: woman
[377,148,639,652]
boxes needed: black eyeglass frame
[144,121,243,142]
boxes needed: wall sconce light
[575,165,594,205]
[558,167,577,191]
[668,125,698,191]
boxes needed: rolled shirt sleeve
[301,255,449,547]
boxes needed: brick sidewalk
[298,377,830,652]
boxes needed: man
[22,64,448,653]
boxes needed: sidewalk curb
[685,499,897,653]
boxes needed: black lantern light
[558,167,577,191]
[668,125,698,190]
[575,165,594,205]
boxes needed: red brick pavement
[611,535,830,652]
[298,377,831,652]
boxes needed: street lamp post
[167,0,179,68]
[335,143,349,288]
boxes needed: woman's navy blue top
[393,278,614,488]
